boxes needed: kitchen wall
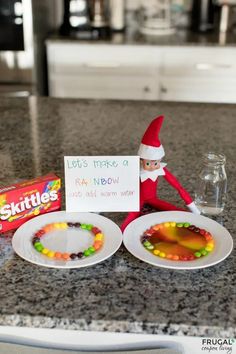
[53,0,192,29]
[46,0,236,103]
[126,0,191,11]
[125,0,192,29]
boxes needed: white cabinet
[159,47,236,103]
[47,43,160,101]
[46,41,236,103]
[49,65,159,100]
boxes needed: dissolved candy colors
[141,222,214,261]
[32,222,104,261]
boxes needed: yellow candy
[207,242,214,248]
[54,223,62,229]
[94,233,104,241]
[34,209,40,216]
[60,223,68,229]
[205,246,214,252]
[42,248,49,255]
[47,251,55,258]
[153,249,160,255]
[170,222,176,227]
[159,252,166,258]
[164,222,170,227]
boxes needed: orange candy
[62,253,71,260]
[167,254,173,259]
[172,255,179,260]
[153,225,159,231]
[44,224,54,233]
[93,241,103,250]
[205,233,213,241]
[55,252,62,259]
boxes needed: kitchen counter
[0,97,235,337]
[48,28,236,47]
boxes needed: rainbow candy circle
[141,221,215,261]
[32,222,104,261]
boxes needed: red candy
[91,227,101,235]
[145,228,155,236]
[188,255,195,261]
[205,233,213,241]
[35,230,46,237]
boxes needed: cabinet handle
[160,85,167,93]
[84,62,121,68]
[143,86,150,93]
[196,63,232,70]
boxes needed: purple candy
[70,253,77,260]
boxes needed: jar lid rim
[202,152,226,164]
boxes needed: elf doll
[121,115,200,232]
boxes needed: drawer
[162,47,236,78]
[160,76,236,103]
[47,42,161,66]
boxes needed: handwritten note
[64,156,140,212]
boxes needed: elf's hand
[187,202,201,214]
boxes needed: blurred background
[0,0,236,102]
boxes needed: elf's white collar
[140,163,167,182]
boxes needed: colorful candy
[32,222,104,261]
[141,221,215,262]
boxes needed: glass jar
[138,0,175,36]
[194,152,227,216]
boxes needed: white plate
[12,211,123,269]
[123,211,233,270]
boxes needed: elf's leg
[121,201,144,232]
[148,197,186,211]
[120,211,141,232]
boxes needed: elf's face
[141,159,161,171]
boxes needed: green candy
[147,245,154,250]
[143,241,151,247]
[184,223,190,228]
[201,249,208,256]
[88,246,95,253]
[81,224,87,229]
[84,249,91,257]
[86,224,93,230]
[177,223,183,227]
[194,252,202,258]
[34,242,41,247]
[35,244,43,252]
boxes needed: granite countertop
[0,97,235,337]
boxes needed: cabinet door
[160,47,236,103]
[49,67,159,100]
[160,76,236,103]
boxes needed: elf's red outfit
[121,115,200,232]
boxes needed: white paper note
[64,156,140,212]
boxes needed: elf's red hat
[138,115,165,160]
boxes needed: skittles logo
[0,190,58,221]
